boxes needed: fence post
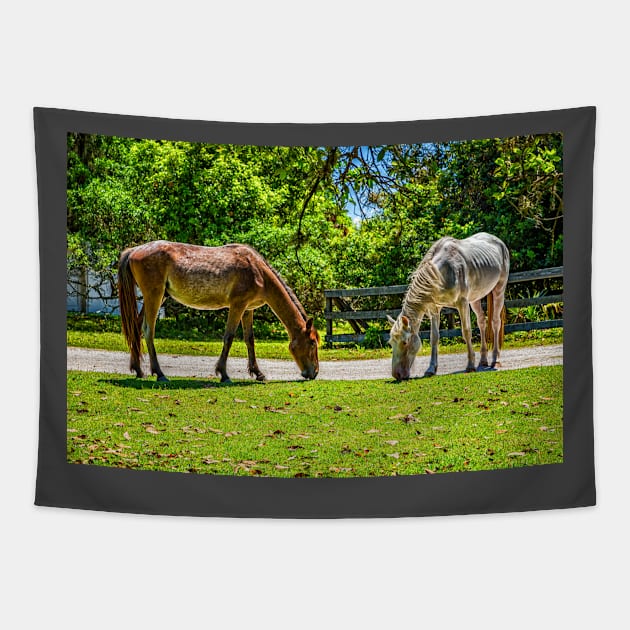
[325,296,333,340]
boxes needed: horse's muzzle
[302,367,318,380]
[393,367,410,381]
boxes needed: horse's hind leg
[470,298,488,368]
[130,306,145,378]
[490,283,507,367]
[141,290,168,382]
[215,302,248,383]
[241,309,265,381]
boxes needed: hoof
[220,376,232,384]
[423,370,436,378]
[255,373,266,382]
[156,375,169,382]
[465,366,476,373]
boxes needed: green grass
[67,366,563,477]
[67,313,563,361]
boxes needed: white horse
[387,232,510,380]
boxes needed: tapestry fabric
[34,107,595,517]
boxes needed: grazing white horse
[387,232,510,380]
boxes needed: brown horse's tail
[486,292,506,350]
[118,250,143,372]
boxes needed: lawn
[67,365,563,477]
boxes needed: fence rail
[324,266,563,344]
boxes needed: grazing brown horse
[118,241,319,382]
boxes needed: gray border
[34,107,595,517]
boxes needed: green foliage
[362,325,387,349]
[67,132,563,315]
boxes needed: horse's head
[387,314,421,381]
[289,317,320,380]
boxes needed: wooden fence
[324,266,563,344]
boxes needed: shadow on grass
[101,377,269,390]
[384,364,498,384]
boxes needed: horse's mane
[269,265,309,321]
[403,249,444,313]
[257,252,308,321]
[222,243,308,322]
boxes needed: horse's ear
[386,315,396,326]
[305,317,314,331]
[401,315,410,330]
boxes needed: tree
[66,131,563,317]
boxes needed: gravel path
[67,344,563,381]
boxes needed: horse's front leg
[424,311,440,377]
[470,299,488,369]
[241,309,265,381]
[215,302,247,383]
[458,300,476,372]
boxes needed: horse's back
[126,241,266,309]
[460,233,509,297]
[428,233,509,302]
[431,233,508,260]
[126,241,262,272]
[464,232,509,260]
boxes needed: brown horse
[118,241,320,383]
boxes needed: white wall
[2,2,626,629]
[67,269,120,314]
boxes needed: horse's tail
[118,249,143,371]
[486,292,506,350]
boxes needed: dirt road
[67,344,563,381]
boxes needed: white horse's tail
[486,292,506,350]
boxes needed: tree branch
[295,147,339,274]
